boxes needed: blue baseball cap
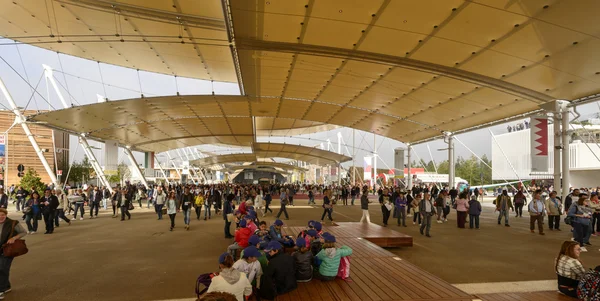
[274,219,284,226]
[264,241,282,252]
[248,235,260,246]
[218,252,230,264]
[245,212,256,219]
[313,222,322,231]
[296,237,306,248]
[234,209,241,215]
[306,229,318,237]
[308,220,316,228]
[242,246,261,258]
[239,219,247,228]
[322,233,336,243]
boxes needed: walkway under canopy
[13,0,600,148]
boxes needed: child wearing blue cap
[314,233,352,281]
[258,241,297,299]
[205,252,252,301]
[241,235,268,272]
[227,219,252,260]
[233,246,263,287]
[306,229,322,257]
[292,237,313,282]
[268,219,295,247]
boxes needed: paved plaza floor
[5,197,600,300]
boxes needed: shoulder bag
[2,221,28,257]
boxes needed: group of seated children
[203,219,353,301]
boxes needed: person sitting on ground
[307,229,322,257]
[297,220,315,240]
[254,221,270,246]
[233,246,263,288]
[292,237,314,282]
[314,233,353,281]
[313,221,323,236]
[206,253,252,301]
[233,210,242,229]
[258,241,297,299]
[577,265,600,300]
[556,241,586,298]
[228,219,252,260]
[244,213,258,233]
[241,235,268,272]
[268,219,294,247]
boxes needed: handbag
[22,207,31,214]
[128,202,135,210]
[2,221,28,257]
[384,202,393,211]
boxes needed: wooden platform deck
[476,291,573,301]
[276,223,470,301]
[287,222,413,248]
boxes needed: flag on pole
[530,115,549,172]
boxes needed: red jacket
[239,201,247,215]
[235,227,252,248]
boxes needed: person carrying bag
[0,208,28,298]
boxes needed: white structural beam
[0,77,59,187]
[79,136,112,191]
[166,151,182,182]
[154,156,171,185]
[124,147,148,189]
[42,65,113,192]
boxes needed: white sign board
[182,161,190,175]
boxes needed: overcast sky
[1,38,599,174]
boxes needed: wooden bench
[476,291,574,301]
[276,223,468,301]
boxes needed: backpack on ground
[337,256,351,280]
[195,272,215,298]
[578,269,600,301]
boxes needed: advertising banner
[530,115,549,172]
[363,156,372,180]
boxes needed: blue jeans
[156,204,164,220]
[0,256,14,291]
[498,209,509,225]
[573,222,589,247]
[183,209,190,225]
[204,205,211,218]
[25,214,39,232]
[74,203,85,218]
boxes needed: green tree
[69,157,93,186]
[117,163,131,185]
[19,168,46,194]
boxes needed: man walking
[418,194,435,237]
[54,189,71,227]
[495,190,513,227]
[90,186,102,219]
[40,188,59,234]
[223,194,235,238]
[529,190,546,235]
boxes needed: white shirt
[425,199,432,212]
[233,258,263,286]
[206,271,252,301]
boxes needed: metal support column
[553,113,561,194]
[124,147,148,189]
[0,77,59,187]
[373,133,377,187]
[79,136,112,191]
[337,132,342,185]
[352,129,356,185]
[561,104,570,199]
[447,132,455,189]
[406,144,412,190]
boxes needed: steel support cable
[56,52,79,106]
[14,42,40,111]
[52,69,154,96]
[453,136,519,192]
[488,129,530,194]
[64,143,80,184]
[21,73,44,112]
[97,62,108,98]
[0,55,57,110]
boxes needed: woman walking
[321,189,334,224]
[359,188,370,223]
[166,191,178,231]
[180,189,192,230]
[513,190,527,217]
[24,191,41,234]
[0,208,28,298]
[455,192,470,228]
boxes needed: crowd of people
[2,180,600,299]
